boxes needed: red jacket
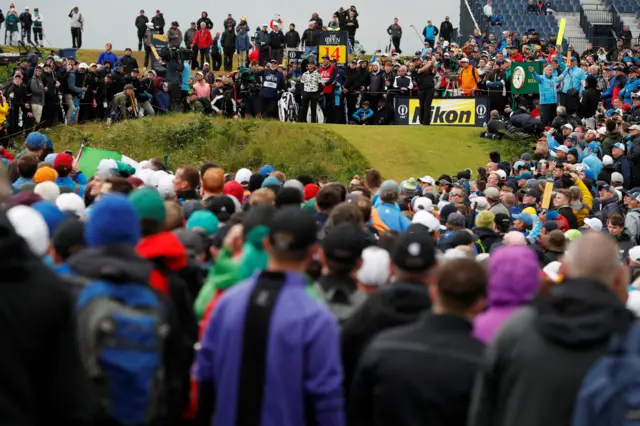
[1,147,14,162]
[192,29,213,49]
[509,53,523,63]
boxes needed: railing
[567,36,617,51]
[610,4,623,35]
[583,9,613,24]
[579,6,595,39]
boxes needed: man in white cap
[19,6,32,44]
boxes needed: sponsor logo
[476,104,487,118]
[407,99,481,126]
[398,105,408,118]
[324,33,341,45]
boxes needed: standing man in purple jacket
[196,206,345,426]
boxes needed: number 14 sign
[318,45,347,64]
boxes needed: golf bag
[278,91,298,122]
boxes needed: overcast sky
[31,0,459,56]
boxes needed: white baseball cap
[496,169,507,180]
[235,168,252,185]
[56,192,86,218]
[413,197,434,212]
[562,123,574,131]
[556,145,569,153]
[583,217,603,232]
[611,171,624,184]
[78,62,88,70]
[7,205,49,257]
[417,175,435,185]
[630,124,640,131]
[602,155,614,166]
[412,211,445,232]
[629,246,640,263]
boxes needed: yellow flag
[556,18,566,47]
[541,182,554,210]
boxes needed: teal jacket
[532,71,564,105]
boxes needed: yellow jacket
[573,178,593,227]
[0,102,9,124]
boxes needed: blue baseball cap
[518,172,533,180]
[613,142,626,151]
[513,213,535,227]
[25,132,45,150]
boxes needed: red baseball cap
[53,152,73,171]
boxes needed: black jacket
[439,21,454,40]
[68,245,188,424]
[581,87,600,118]
[474,227,502,253]
[416,67,436,90]
[197,15,213,30]
[301,28,320,47]
[349,314,483,426]
[0,213,93,425]
[468,278,634,426]
[341,282,432,394]
[151,14,165,31]
[268,30,285,49]
[344,17,359,37]
[285,30,300,48]
[628,134,640,188]
[221,29,236,50]
[119,55,139,74]
[135,15,148,31]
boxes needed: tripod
[444,72,460,97]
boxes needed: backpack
[76,281,169,425]
[572,323,640,426]
[320,285,367,325]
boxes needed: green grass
[41,115,370,182]
[329,125,531,180]
[28,114,530,182]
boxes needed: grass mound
[44,115,371,182]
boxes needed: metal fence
[583,9,613,24]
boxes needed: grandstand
[459,0,640,54]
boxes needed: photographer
[7,73,30,134]
[235,64,261,118]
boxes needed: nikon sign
[394,97,489,127]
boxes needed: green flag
[77,146,122,177]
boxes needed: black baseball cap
[269,207,317,251]
[322,55,330,59]
[494,213,511,233]
[321,223,368,262]
[205,195,236,222]
[392,224,437,272]
[52,218,85,260]
[275,187,303,208]
[524,188,541,200]
[182,200,204,220]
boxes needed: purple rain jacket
[196,270,345,426]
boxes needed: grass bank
[43,115,371,182]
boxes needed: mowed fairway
[329,125,492,181]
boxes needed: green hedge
[43,115,370,182]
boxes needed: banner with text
[394,97,489,127]
[318,31,348,65]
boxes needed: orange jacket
[458,65,479,95]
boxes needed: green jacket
[194,246,240,319]
[6,13,18,32]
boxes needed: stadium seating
[472,0,568,42]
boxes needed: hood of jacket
[136,231,187,272]
[487,245,540,307]
[535,278,633,349]
[369,282,432,323]
[67,244,152,284]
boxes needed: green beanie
[187,210,219,236]
[129,187,166,224]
